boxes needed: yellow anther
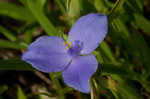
[66,41,72,47]
[66,41,69,44]
[66,46,69,50]
[68,43,72,47]
[63,41,71,50]
[63,41,66,45]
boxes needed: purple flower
[22,13,108,93]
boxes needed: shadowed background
[0,0,150,99]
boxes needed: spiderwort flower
[22,13,108,93]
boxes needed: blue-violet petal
[69,13,108,54]
[22,36,71,73]
[62,55,98,93]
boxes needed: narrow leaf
[0,85,8,95]
[17,87,27,99]
[111,75,143,99]
[0,39,27,50]
[134,13,150,35]
[68,0,80,19]
[27,0,59,36]
[0,25,17,41]
[0,59,34,71]
[0,2,35,22]
[113,19,130,39]
[99,41,118,64]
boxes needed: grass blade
[0,59,34,71]
[0,25,17,41]
[0,39,27,50]
[0,2,35,22]
[27,0,59,36]
[134,13,150,35]
[17,87,27,99]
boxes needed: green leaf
[80,0,97,14]
[134,13,150,35]
[0,25,17,41]
[109,0,125,15]
[130,25,150,72]
[99,41,118,64]
[25,28,35,44]
[94,0,108,14]
[0,85,8,95]
[36,0,47,11]
[19,0,27,5]
[17,22,37,34]
[19,0,46,10]
[26,0,59,36]
[111,75,143,99]
[93,51,104,64]
[113,19,130,39]
[0,39,27,50]
[17,87,27,99]
[126,0,143,13]
[135,0,143,12]
[68,0,80,19]
[0,59,34,71]
[101,63,132,77]
[55,0,66,14]
[0,2,35,22]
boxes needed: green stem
[90,78,95,99]
[49,74,65,99]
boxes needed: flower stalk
[49,74,65,99]
[90,78,96,99]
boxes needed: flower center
[63,41,72,50]
[63,40,83,57]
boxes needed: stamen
[63,41,72,50]
[66,46,69,50]
[66,41,72,47]
[63,41,66,45]
[68,43,72,47]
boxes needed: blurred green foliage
[17,87,27,99]
[0,0,150,99]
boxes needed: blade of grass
[0,2,35,22]
[17,87,27,99]
[25,28,35,44]
[26,0,59,36]
[113,19,130,39]
[0,85,8,95]
[0,25,17,41]
[0,39,27,50]
[94,0,108,14]
[101,63,132,77]
[111,75,143,99]
[17,22,37,34]
[55,0,66,14]
[109,0,125,15]
[36,0,47,11]
[131,24,150,73]
[68,0,80,19]
[0,59,34,71]
[99,41,118,64]
[134,13,150,35]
